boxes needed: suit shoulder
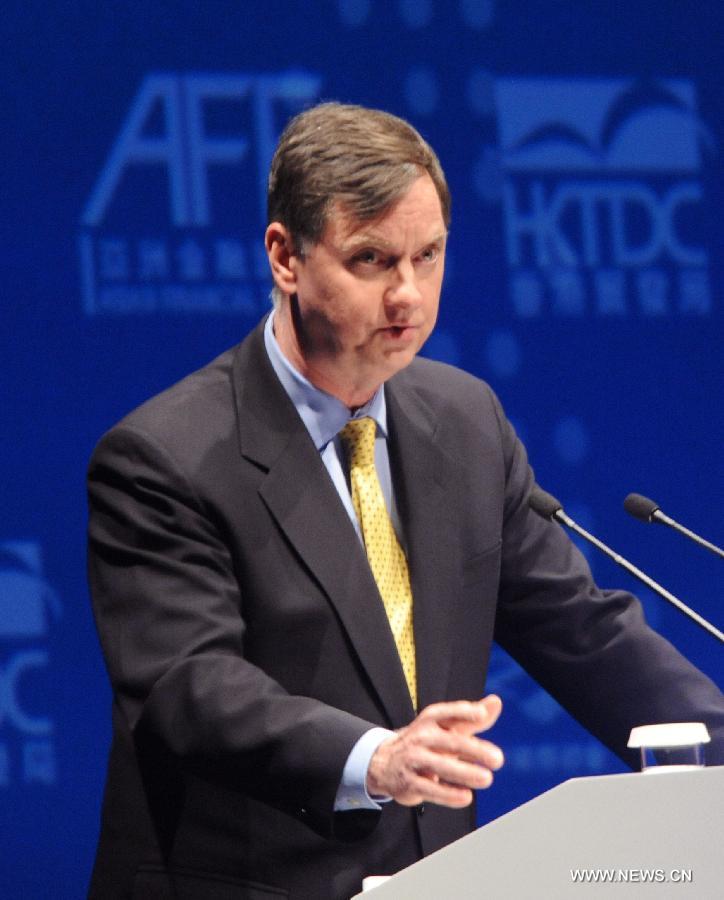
[91,344,240,463]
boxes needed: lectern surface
[353,766,724,899]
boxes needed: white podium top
[353,766,724,899]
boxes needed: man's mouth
[382,324,417,339]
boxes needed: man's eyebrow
[337,232,393,253]
[338,231,448,254]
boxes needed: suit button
[416,803,425,816]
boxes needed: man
[87,103,723,899]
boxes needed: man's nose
[385,260,422,311]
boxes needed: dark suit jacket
[87,319,724,899]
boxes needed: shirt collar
[263,310,388,450]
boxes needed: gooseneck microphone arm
[624,492,724,560]
[529,486,724,644]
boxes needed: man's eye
[354,250,381,265]
[418,246,439,264]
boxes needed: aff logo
[79,71,321,315]
[494,78,713,317]
[0,542,61,787]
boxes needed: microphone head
[529,486,563,521]
[624,493,660,523]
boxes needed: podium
[353,766,724,898]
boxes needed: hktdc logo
[494,77,713,317]
[0,542,61,787]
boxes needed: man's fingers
[410,746,497,789]
[403,722,504,771]
[419,695,503,733]
[427,731,504,771]
[395,754,498,807]
[479,694,502,728]
[457,738,505,771]
[395,771,474,808]
[405,780,473,808]
[367,695,504,807]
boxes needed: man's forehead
[324,192,446,251]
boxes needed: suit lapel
[386,371,460,711]
[232,323,415,727]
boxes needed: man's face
[274,173,447,407]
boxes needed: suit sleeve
[88,423,379,838]
[487,391,724,767]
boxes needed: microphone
[529,486,724,644]
[624,493,724,560]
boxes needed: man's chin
[379,344,420,378]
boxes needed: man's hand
[366,695,504,808]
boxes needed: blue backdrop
[3,1,722,895]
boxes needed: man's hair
[267,102,450,304]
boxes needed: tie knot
[340,417,377,468]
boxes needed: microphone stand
[529,488,724,645]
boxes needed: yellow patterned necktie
[340,417,417,709]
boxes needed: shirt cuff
[334,727,395,811]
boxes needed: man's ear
[265,222,301,298]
